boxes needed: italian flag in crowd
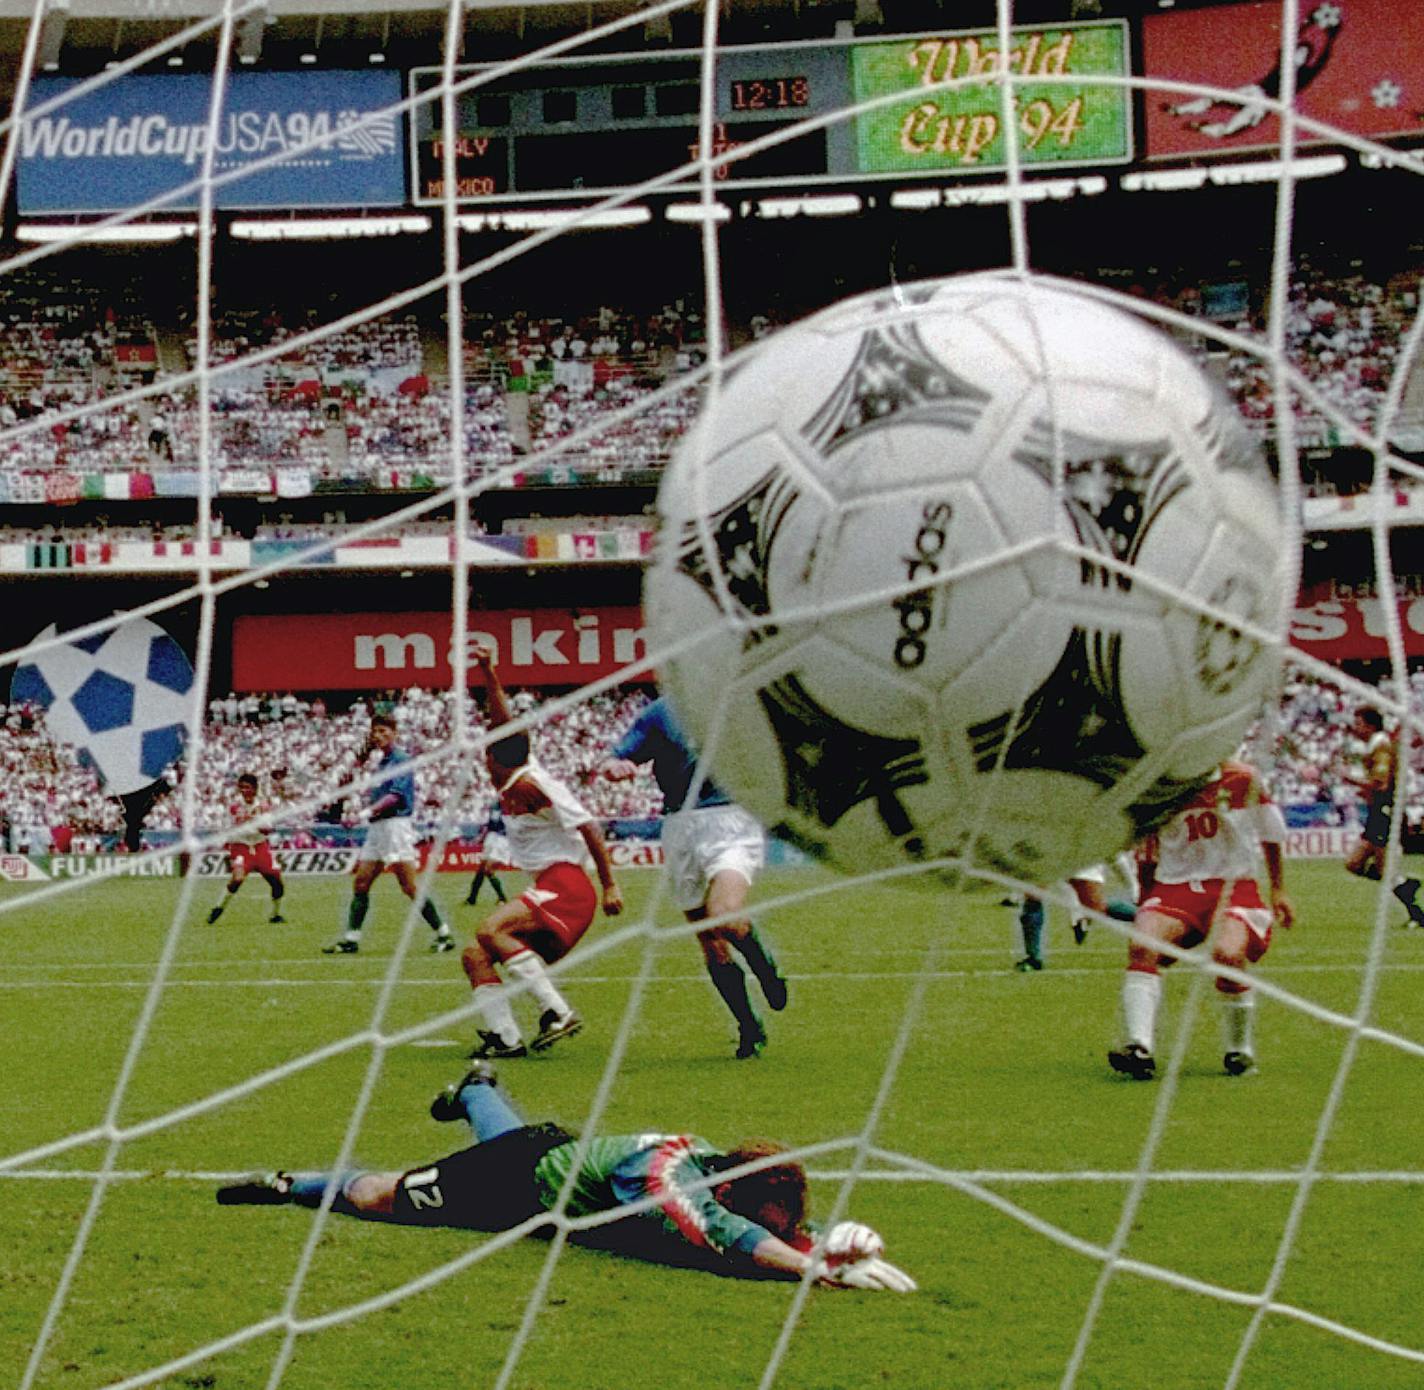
[81,472,156,500]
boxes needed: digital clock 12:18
[728,76,810,111]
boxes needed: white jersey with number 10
[1149,762,1286,885]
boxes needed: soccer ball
[11,616,194,796]
[646,273,1286,887]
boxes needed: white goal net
[3,0,1424,1387]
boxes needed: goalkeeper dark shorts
[392,1122,575,1231]
[1364,799,1395,848]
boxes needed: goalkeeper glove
[825,1221,885,1265]
[826,1256,918,1293]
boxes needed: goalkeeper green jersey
[533,1132,770,1259]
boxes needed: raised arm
[472,640,515,729]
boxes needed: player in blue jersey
[603,696,787,1059]
[215,1063,916,1292]
[323,713,454,955]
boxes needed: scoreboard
[409,20,1131,204]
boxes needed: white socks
[1219,991,1255,1055]
[1121,973,1255,1058]
[475,952,574,1046]
[473,982,521,1046]
[1121,971,1162,1051]
[504,948,572,1020]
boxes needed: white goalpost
[3,0,1424,1386]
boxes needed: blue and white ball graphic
[11,617,194,795]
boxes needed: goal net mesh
[3,0,1423,1386]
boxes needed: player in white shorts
[462,644,623,1058]
[1108,759,1294,1081]
[324,714,453,956]
[362,816,419,864]
[660,805,764,913]
[604,696,787,1060]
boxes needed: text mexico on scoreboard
[409,19,1131,204]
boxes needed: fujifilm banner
[19,71,405,213]
[37,849,361,878]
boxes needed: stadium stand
[0,684,662,848]
[0,256,1419,495]
[4,669,1423,852]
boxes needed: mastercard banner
[1142,0,1423,158]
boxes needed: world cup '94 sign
[647,274,1286,886]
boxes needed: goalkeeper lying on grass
[217,1063,915,1293]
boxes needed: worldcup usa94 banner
[17,70,405,213]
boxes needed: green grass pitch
[4,860,1423,1389]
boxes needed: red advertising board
[1143,0,1422,158]
[419,840,666,871]
[233,593,1417,693]
[232,607,648,691]
[1290,588,1424,661]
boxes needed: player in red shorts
[1108,759,1294,1081]
[207,772,287,925]
[460,642,622,1059]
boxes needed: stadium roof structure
[0,0,657,74]
[0,0,1235,79]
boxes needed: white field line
[6,1166,1424,1185]
[3,961,1424,989]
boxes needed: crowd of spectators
[465,305,706,370]
[192,307,424,377]
[0,683,664,850]
[1148,255,1423,462]
[4,671,1424,853]
[1,261,1419,493]
[1248,667,1424,830]
[0,704,121,852]
[0,257,1421,494]
[0,311,704,485]
[0,270,159,475]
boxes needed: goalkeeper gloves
[825,1221,885,1264]
[817,1222,916,1293]
[825,1256,918,1293]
